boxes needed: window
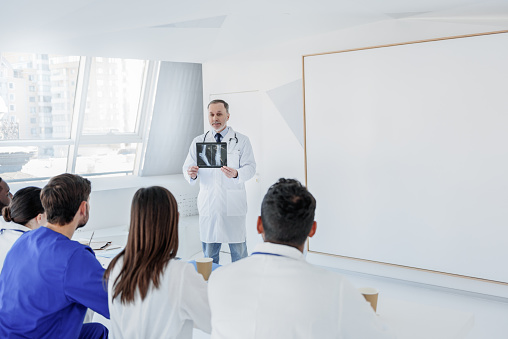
[75,144,137,175]
[84,58,145,135]
[9,104,15,111]
[0,52,156,181]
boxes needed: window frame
[0,55,160,182]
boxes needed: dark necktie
[215,133,222,143]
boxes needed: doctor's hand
[221,166,238,179]
[187,166,199,180]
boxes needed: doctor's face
[208,103,229,133]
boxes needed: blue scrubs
[0,227,109,338]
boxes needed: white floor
[327,267,508,339]
[96,248,508,338]
[192,250,508,339]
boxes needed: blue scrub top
[0,226,109,338]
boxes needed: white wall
[202,18,508,296]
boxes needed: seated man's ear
[308,221,317,238]
[257,216,264,235]
[79,200,88,215]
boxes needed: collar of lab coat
[0,222,31,233]
[252,242,306,261]
[223,126,235,139]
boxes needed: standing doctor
[183,99,256,264]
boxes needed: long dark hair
[104,186,179,303]
[2,187,44,226]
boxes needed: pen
[88,231,95,246]
[99,242,112,250]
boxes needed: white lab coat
[107,258,211,339]
[0,222,30,273]
[208,242,396,339]
[182,126,256,243]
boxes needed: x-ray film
[196,142,227,168]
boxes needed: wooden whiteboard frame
[302,30,508,286]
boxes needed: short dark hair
[2,187,44,226]
[208,99,229,113]
[41,173,91,226]
[261,178,316,247]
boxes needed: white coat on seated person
[105,186,211,339]
[208,242,394,339]
[107,257,210,338]
[208,178,395,339]
[0,186,45,272]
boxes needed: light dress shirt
[108,257,211,339]
[208,242,396,339]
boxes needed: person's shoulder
[209,257,254,282]
[192,132,208,141]
[233,130,250,140]
[303,261,351,285]
[169,258,193,272]
[108,255,124,280]
[51,233,94,257]
[157,259,204,287]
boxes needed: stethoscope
[0,228,26,235]
[202,130,239,152]
[251,252,284,257]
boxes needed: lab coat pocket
[226,190,247,216]
[198,190,210,216]
[227,151,240,169]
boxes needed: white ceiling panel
[0,0,507,61]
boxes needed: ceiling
[1,0,507,63]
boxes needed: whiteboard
[303,31,508,283]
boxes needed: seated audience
[105,186,211,338]
[0,177,12,212]
[208,178,395,339]
[0,187,46,271]
[0,174,109,339]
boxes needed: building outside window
[0,53,156,181]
